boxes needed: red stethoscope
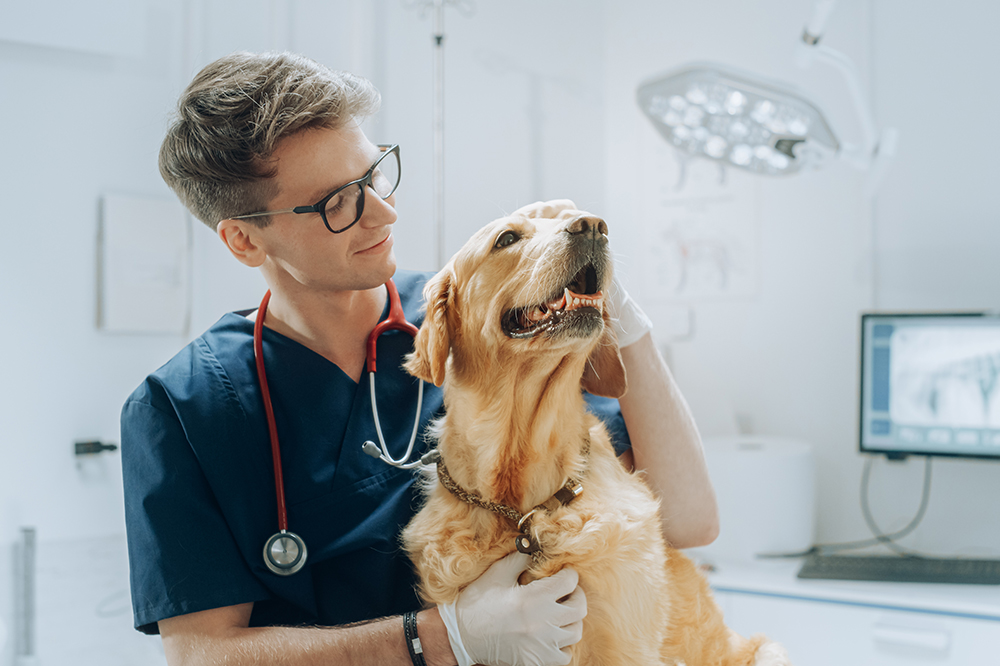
[253,279,426,576]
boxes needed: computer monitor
[860,312,1000,460]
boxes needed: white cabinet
[706,562,1000,665]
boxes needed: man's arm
[159,550,586,666]
[510,200,718,549]
[159,603,456,666]
[616,333,720,549]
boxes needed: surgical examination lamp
[637,0,896,190]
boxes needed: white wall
[381,0,608,271]
[605,0,1000,558]
[2,0,1000,660]
[0,3,191,659]
[605,0,877,549]
[872,1,1000,311]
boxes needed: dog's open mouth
[501,263,604,339]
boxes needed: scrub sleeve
[122,390,272,628]
[584,394,631,456]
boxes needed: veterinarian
[121,51,718,666]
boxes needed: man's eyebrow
[305,149,381,203]
[306,179,341,204]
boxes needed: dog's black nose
[565,215,608,238]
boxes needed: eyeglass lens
[324,149,400,232]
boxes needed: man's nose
[360,186,397,227]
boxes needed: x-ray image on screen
[860,314,1000,459]
[890,328,1000,429]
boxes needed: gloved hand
[438,551,587,666]
[606,269,653,348]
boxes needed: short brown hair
[159,51,380,230]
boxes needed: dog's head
[404,208,627,399]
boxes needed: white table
[706,559,1000,665]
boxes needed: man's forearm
[163,607,455,666]
[617,333,720,549]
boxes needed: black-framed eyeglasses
[230,144,400,234]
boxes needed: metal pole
[14,527,36,664]
[432,0,446,269]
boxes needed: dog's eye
[495,230,520,249]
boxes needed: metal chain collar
[434,438,590,558]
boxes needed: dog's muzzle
[501,216,610,340]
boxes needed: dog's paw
[752,641,791,666]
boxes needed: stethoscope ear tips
[361,439,441,469]
[362,440,384,460]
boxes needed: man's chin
[379,251,397,283]
[360,253,396,291]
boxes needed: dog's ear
[404,268,454,387]
[581,325,628,399]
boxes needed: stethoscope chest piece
[264,530,308,576]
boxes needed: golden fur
[402,208,789,665]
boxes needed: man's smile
[355,232,393,255]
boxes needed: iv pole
[432,0,445,269]
[406,0,472,268]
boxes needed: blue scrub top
[121,270,631,635]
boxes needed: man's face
[252,122,398,294]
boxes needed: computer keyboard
[797,554,1000,585]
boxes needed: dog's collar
[434,438,590,559]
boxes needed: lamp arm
[794,0,897,192]
[805,43,879,167]
[796,0,895,173]
[804,0,837,42]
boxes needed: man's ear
[582,325,628,399]
[218,219,267,268]
[404,268,455,387]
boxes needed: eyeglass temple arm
[234,206,317,220]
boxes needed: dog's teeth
[527,305,548,322]
[548,292,567,311]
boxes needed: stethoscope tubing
[254,280,426,575]
[253,289,290,532]
[361,279,425,469]
[368,371,424,468]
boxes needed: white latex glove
[607,269,653,349]
[438,551,587,666]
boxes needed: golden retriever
[402,205,790,666]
